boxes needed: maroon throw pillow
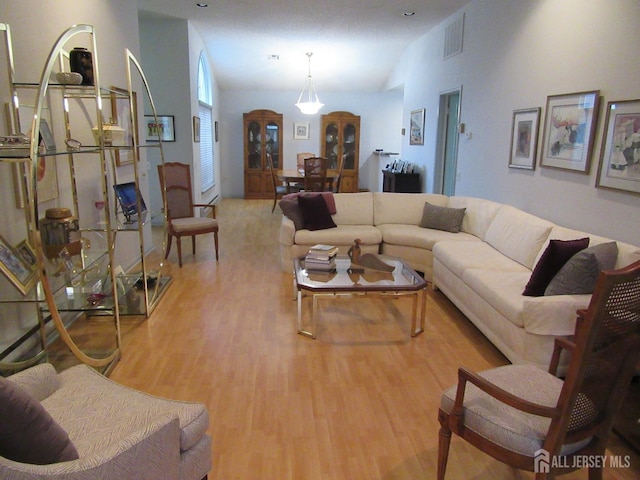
[298,194,337,231]
[0,376,79,464]
[279,199,305,230]
[523,238,590,296]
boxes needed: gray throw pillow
[420,202,466,233]
[545,242,618,296]
[0,376,79,464]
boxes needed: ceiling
[137,0,470,93]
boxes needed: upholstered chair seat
[440,364,592,457]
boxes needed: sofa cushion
[545,242,618,296]
[332,192,374,225]
[484,205,553,269]
[298,194,337,231]
[0,375,79,464]
[447,196,502,239]
[294,225,382,247]
[420,202,466,233]
[373,192,448,225]
[523,238,590,297]
[461,268,590,334]
[279,199,304,230]
[433,241,529,279]
[378,224,478,251]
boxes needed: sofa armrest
[0,416,181,480]
[279,216,296,246]
[6,363,60,401]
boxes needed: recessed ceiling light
[403,11,415,17]
[196,3,208,7]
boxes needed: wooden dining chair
[266,153,301,212]
[303,157,328,192]
[437,259,640,479]
[157,162,219,267]
[296,152,315,170]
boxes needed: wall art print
[596,99,640,196]
[540,90,600,173]
[509,107,540,170]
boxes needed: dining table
[277,169,338,192]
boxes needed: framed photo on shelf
[410,109,425,145]
[509,107,540,170]
[15,240,36,268]
[0,234,37,295]
[540,90,600,173]
[193,116,200,142]
[5,103,58,208]
[110,86,139,166]
[144,115,175,142]
[595,98,640,196]
[294,122,309,140]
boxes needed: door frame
[434,86,463,195]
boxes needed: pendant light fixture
[295,52,324,115]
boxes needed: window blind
[199,103,214,192]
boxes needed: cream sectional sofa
[279,192,640,370]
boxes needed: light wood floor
[109,198,639,480]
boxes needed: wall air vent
[443,13,464,59]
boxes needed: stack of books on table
[305,244,339,271]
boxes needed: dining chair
[267,153,301,212]
[303,157,329,192]
[437,259,640,479]
[157,162,219,267]
[296,152,315,170]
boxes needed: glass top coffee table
[293,255,427,339]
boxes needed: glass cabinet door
[247,120,261,169]
[265,122,279,169]
[324,122,340,170]
[343,122,357,170]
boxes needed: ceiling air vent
[443,13,464,59]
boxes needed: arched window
[198,52,214,192]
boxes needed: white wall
[218,89,403,197]
[394,0,640,245]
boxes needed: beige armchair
[0,363,211,480]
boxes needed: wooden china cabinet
[243,109,283,199]
[321,111,360,192]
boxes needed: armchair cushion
[440,364,590,456]
[170,216,218,233]
[0,376,79,465]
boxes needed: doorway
[436,88,461,195]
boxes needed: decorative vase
[69,47,94,86]
[39,208,81,259]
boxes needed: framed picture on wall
[144,115,175,142]
[595,98,640,196]
[508,107,540,170]
[410,109,425,145]
[540,90,600,173]
[293,122,309,140]
[193,116,200,142]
